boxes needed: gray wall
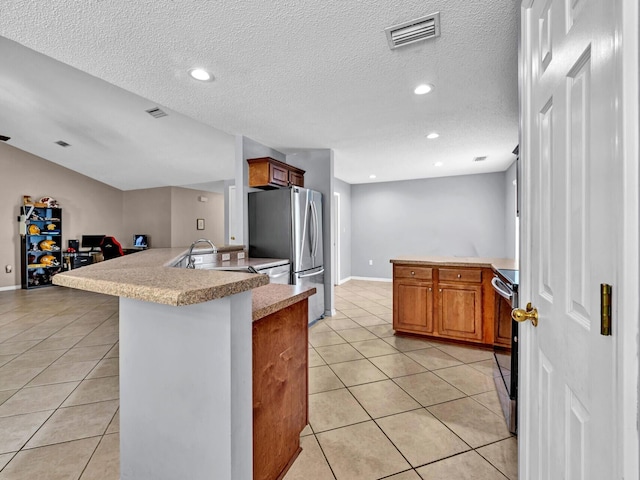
[287,150,335,315]
[236,136,286,245]
[333,178,352,283]
[504,160,518,260]
[350,172,508,279]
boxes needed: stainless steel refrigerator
[248,187,324,322]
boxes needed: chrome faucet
[186,239,217,269]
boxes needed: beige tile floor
[0,280,517,479]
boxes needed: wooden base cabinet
[393,265,434,334]
[394,282,434,334]
[393,263,497,346]
[437,283,483,341]
[253,299,308,480]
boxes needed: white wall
[350,172,508,279]
[123,187,173,248]
[504,160,518,259]
[236,136,286,245]
[333,178,352,282]
[170,187,224,248]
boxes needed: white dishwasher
[254,262,291,284]
[207,259,291,284]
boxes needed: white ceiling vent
[55,140,70,147]
[385,12,441,50]
[473,156,487,162]
[146,107,168,119]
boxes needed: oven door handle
[491,276,513,301]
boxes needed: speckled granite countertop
[390,256,517,271]
[53,247,269,306]
[252,284,316,321]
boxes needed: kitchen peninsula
[53,247,315,480]
[390,256,516,347]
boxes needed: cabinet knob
[411,271,415,275]
[457,274,462,278]
[428,287,432,291]
[439,289,442,292]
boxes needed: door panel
[521,0,617,478]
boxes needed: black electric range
[492,268,519,434]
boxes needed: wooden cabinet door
[253,300,308,480]
[437,283,483,341]
[288,170,304,187]
[493,293,512,347]
[269,162,289,187]
[393,280,434,334]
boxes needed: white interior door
[519,0,636,478]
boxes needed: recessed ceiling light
[369,174,377,179]
[414,84,433,95]
[434,161,443,167]
[426,132,439,139]
[189,68,214,82]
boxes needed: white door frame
[613,0,639,476]
[333,192,341,286]
[518,0,639,478]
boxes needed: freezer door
[292,266,325,323]
[248,189,292,260]
[292,188,323,272]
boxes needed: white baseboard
[348,276,393,283]
[0,285,21,292]
[336,277,352,285]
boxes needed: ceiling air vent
[385,12,441,50]
[0,135,10,142]
[55,140,71,147]
[146,107,168,119]
[473,156,487,162]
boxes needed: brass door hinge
[601,283,612,336]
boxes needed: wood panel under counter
[390,256,516,348]
[252,284,313,480]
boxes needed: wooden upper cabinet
[247,157,305,189]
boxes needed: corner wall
[0,143,124,289]
[170,187,224,248]
[122,187,172,248]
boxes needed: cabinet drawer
[395,266,433,280]
[439,268,482,283]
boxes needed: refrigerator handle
[297,268,325,279]
[311,201,319,258]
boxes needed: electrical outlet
[221,253,231,261]
[368,260,373,266]
[5,265,12,273]
[237,252,245,259]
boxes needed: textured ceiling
[0,0,518,189]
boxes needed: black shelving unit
[20,206,63,289]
